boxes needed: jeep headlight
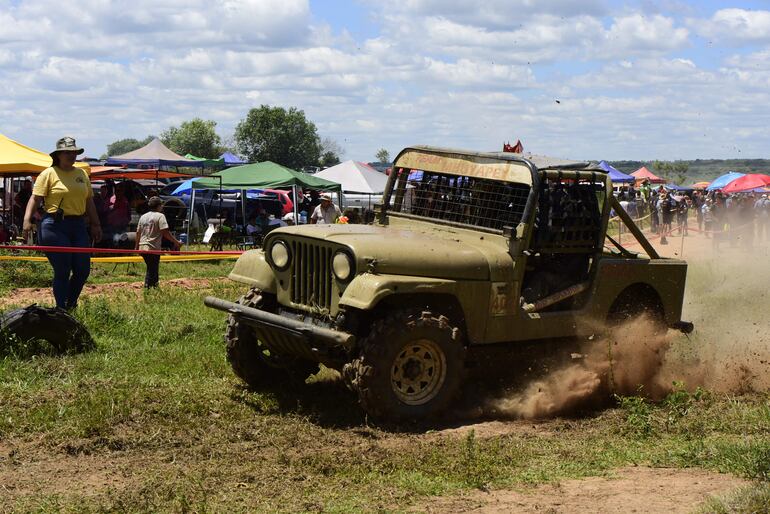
[332,251,354,281]
[270,240,290,270]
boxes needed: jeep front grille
[289,240,334,311]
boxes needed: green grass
[1,244,768,512]
[1,284,766,511]
[698,483,770,513]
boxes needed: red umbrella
[721,173,770,193]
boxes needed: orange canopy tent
[89,168,194,180]
[631,166,665,185]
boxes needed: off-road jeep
[205,146,693,421]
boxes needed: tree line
[611,158,770,183]
[103,105,348,170]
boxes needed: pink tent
[631,166,666,184]
[721,173,770,193]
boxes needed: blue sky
[2,0,770,162]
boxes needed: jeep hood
[271,224,505,280]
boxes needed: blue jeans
[38,216,91,309]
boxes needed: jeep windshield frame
[381,146,603,235]
[380,147,539,234]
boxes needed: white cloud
[693,8,770,45]
[603,14,689,55]
[1,1,769,161]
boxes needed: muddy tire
[0,305,95,357]
[344,310,465,422]
[225,288,318,389]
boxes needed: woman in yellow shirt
[22,137,102,310]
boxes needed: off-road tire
[225,288,318,389]
[0,305,95,357]
[344,310,465,422]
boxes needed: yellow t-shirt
[32,166,93,216]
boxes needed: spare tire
[0,305,95,358]
[161,197,187,231]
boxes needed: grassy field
[0,248,768,512]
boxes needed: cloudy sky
[1,0,769,162]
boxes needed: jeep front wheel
[225,288,318,389]
[345,310,465,422]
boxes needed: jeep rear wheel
[225,288,318,389]
[345,310,465,422]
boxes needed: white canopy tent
[314,160,389,211]
[315,160,388,194]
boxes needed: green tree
[160,118,224,159]
[104,136,154,158]
[319,151,341,167]
[375,148,390,163]
[652,161,689,184]
[319,136,344,167]
[234,105,321,169]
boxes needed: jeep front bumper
[204,296,356,361]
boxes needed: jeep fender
[339,273,488,343]
[228,250,277,293]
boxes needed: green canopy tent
[187,161,341,241]
[184,153,225,169]
[192,161,341,191]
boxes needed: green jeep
[205,146,693,421]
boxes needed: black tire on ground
[343,309,466,422]
[225,288,318,389]
[0,305,95,357]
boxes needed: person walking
[702,198,715,239]
[22,136,101,310]
[657,190,673,245]
[135,196,181,288]
[754,194,769,241]
[310,193,342,224]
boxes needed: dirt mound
[418,466,748,513]
[0,278,224,309]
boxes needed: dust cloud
[483,240,770,420]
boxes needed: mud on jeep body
[205,146,692,421]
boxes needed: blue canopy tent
[171,177,201,195]
[220,152,246,166]
[598,161,634,183]
[665,183,694,192]
[172,177,266,197]
[706,171,745,191]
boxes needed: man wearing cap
[310,193,341,224]
[22,136,101,310]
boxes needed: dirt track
[419,466,748,513]
[0,277,223,309]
